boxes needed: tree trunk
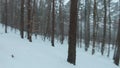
[20,0,24,39]
[92,0,97,55]
[27,0,32,42]
[107,0,111,57]
[67,0,78,65]
[46,0,51,39]
[114,19,120,66]
[5,0,7,33]
[51,0,55,47]
[84,0,90,51]
[101,0,107,55]
[59,0,64,44]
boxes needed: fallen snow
[0,24,119,68]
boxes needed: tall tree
[114,0,120,65]
[59,0,64,44]
[114,19,120,66]
[92,0,97,55]
[27,0,32,42]
[79,3,83,48]
[101,0,107,55]
[45,0,52,39]
[84,0,91,51]
[51,0,55,46]
[107,0,111,57]
[20,0,24,39]
[5,0,7,33]
[67,0,78,65]
[77,0,81,47]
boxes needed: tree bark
[51,0,55,46]
[20,0,24,39]
[92,0,97,55]
[5,0,7,33]
[27,0,32,42]
[59,0,64,44]
[67,0,78,65]
[101,0,107,55]
[114,19,120,66]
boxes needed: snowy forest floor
[0,24,119,68]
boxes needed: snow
[0,24,119,68]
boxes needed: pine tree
[27,0,32,42]
[67,0,78,65]
[5,0,7,33]
[107,0,111,57]
[59,0,64,44]
[101,0,107,55]
[20,0,24,39]
[84,0,91,51]
[114,19,120,66]
[92,0,97,55]
[51,0,55,46]
[45,0,52,39]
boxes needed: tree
[101,0,107,55]
[79,3,83,48]
[113,0,120,65]
[5,0,7,33]
[20,0,24,39]
[67,0,78,65]
[92,0,97,55]
[51,0,55,46]
[84,0,91,51]
[27,0,32,42]
[45,0,52,39]
[59,0,64,44]
[114,19,120,66]
[77,0,81,47]
[107,0,112,57]
[32,0,39,38]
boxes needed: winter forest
[0,0,120,68]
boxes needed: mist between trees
[0,0,120,66]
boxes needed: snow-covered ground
[0,24,119,68]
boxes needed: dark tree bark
[67,0,78,65]
[59,0,64,44]
[51,0,55,47]
[5,0,7,33]
[107,0,111,57]
[84,0,91,51]
[27,0,32,42]
[92,0,97,55]
[46,0,51,39]
[20,0,24,39]
[101,0,107,55]
[114,19,120,66]
[80,4,83,48]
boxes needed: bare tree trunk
[27,0,32,42]
[84,0,90,51]
[80,5,83,48]
[92,0,97,55]
[101,0,107,55]
[107,0,111,57]
[20,0,24,39]
[67,0,78,65]
[51,0,55,46]
[59,0,64,44]
[5,0,7,33]
[114,19,120,66]
[46,0,51,39]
